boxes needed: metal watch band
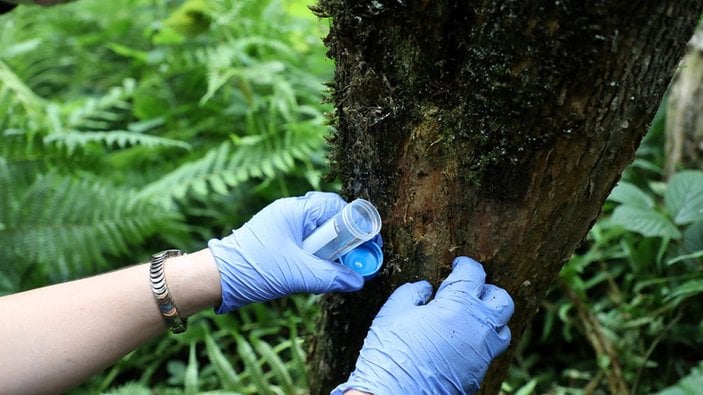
[150,249,188,334]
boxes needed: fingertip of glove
[452,256,481,269]
[496,325,512,353]
[399,280,434,305]
[481,284,515,317]
[449,256,487,283]
[333,266,365,292]
[303,190,346,205]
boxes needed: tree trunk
[307,1,702,393]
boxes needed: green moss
[320,0,621,203]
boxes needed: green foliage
[5,1,700,394]
[656,362,703,395]
[0,0,334,292]
[608,170,703,240]
[1,0,334,393]
[73,296,318,395]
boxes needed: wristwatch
[150,249,188,334]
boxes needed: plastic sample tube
[302,198,382,262]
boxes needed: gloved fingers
[435,256,486,300]
[376,281,433,319]
[302,190,345,200]
[324,269,365,293]
[479,284,515,326]
[300,192,348,238]
[302,255,365,293]
[494,325,512,354]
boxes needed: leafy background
[0,0,701,394]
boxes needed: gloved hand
[208,191,365,313]
[333,256,514,395]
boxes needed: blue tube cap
[340,240,383,281]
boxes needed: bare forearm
[0,248,220,395]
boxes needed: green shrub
[0,0,335,293]
[1,0,335,393]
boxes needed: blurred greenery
[1,1,702,394]
[0,0,336,288]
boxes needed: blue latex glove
[208,191,365,313]
[332,256,514,395]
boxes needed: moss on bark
[308,1,703,393]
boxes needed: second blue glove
[333,256,514,394]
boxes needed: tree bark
[307,1,703,393]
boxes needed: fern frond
[0,172,183,287]
[44,130,192,154]
[0,59,49,148]
[204,331,241,390]
[0,59,45,115]
[63,79,136,131]
[233,35,297,61]
[138,121,324,207]
[102,382,153,395]
[250,336,295,393]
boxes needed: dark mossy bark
[307,1,703,393]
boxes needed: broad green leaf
[655,363,703,395]
[607,181,654,208]
[649,181,668,197]
[667,251,703,265]
[683,220,703,253]
[611,206,681,239]
[666,279,703,300]
[630,158,663,174]
[666,171,703,225]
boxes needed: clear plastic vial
[302,199,382,262]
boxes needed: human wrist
[161,248,222,318]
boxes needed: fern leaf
[0,172,182,286]
[204,331,241,390]
[232,332,272,395]
[64,79,136,130]
[250,336,294,393]
[139,122,324,207]
[44,130,191,153]
[102,381,153,395]
[0,59,45,115]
